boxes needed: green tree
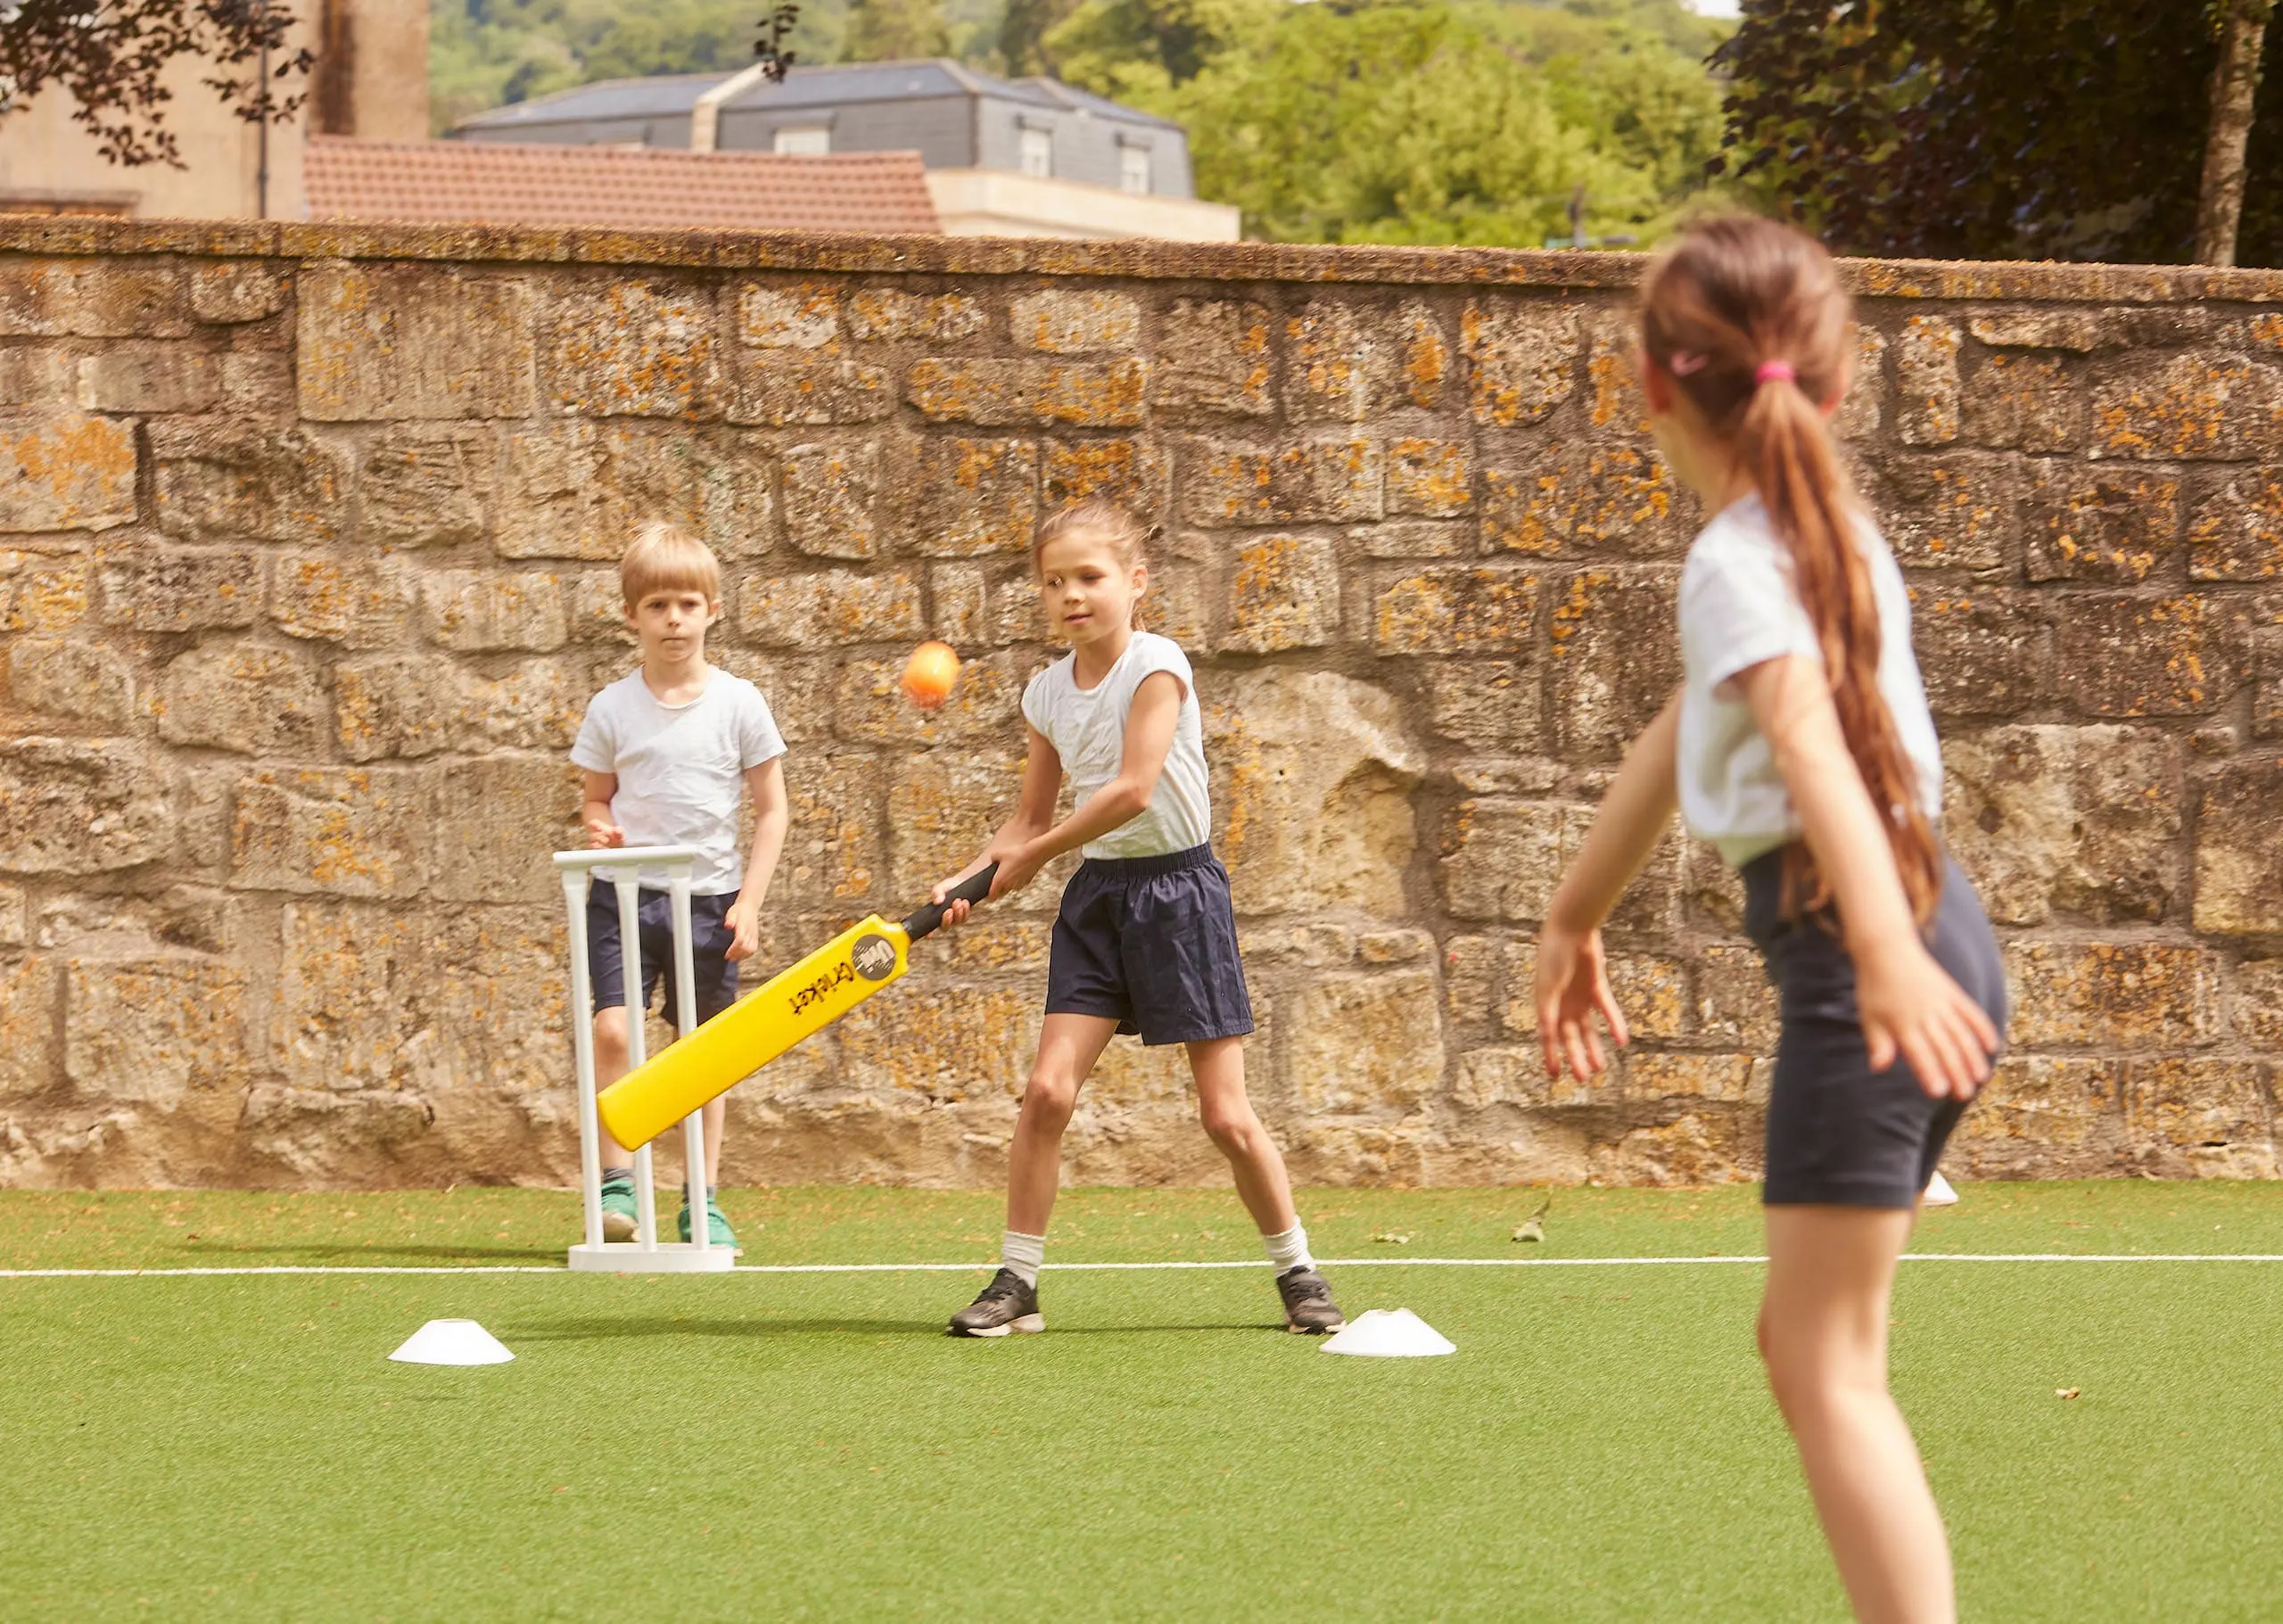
[845,0,953,59]
[1000,0,1088,72]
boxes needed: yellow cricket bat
[595,864,996,1151]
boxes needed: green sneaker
[678,1193,740,1254]
[598,1174,639,1243]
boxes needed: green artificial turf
[4,1184,2280,1620]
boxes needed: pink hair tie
[1755,359,1797,386]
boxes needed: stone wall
[1,217,2277,1191]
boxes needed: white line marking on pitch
[4,1253,2282,1280]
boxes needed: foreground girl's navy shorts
[586,886,741,1028]
[1047,845,1255,1045]
[1743,848,2007,1208]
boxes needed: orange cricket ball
[900,640,961,710]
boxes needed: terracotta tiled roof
[304,136,941,234]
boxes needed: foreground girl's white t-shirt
[1022,631,1211,860]
[1676,494,1943,869]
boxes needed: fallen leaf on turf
[2056,1388,2081,1399]
[1372,1230,1413,1244]
[1512,1219,1544,1243]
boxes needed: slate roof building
[450,59,1239,242]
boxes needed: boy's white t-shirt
[570,668,786,893]
[1677,495,1943,869]
[1021,631,1211,860]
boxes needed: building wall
[0,218,2277,1191]
[718,95,977,169]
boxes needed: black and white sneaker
[1276,1265,1345,1334]
[949,1267,1044,1337]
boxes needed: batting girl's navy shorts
[586,886,741,1028]
[1047,845,1255,1045]
[1743,847,2007,1208]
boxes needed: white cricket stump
[556,846,737,1274]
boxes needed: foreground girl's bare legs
[1004,1013,1120,1236]
[1185,1036,1298,1235]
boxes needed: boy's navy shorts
[586,886,741,1028]
[1046,845,1254,1046]
[1743,847,2007,1209]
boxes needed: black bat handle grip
[902,862,998,942]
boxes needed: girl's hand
[585,817,624,849]
[1535,922,1630,1081]
[722,899,761,964]
[986,841,1045,904]
[1853,937,1999,1100]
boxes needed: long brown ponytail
[1640,216,1941,926]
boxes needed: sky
[1685,0,1743,14]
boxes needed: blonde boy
[569,523,789,1249]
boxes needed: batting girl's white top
[1022,631,1212,860]
[1677,495,1943,869]
[571,668,786,894]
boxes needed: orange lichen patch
[1042,439,1158,510]
[1388,439,1471,517]
[0,551,91,631]
[1374,565,1539,655]
[1546,570,1610,658]
[738,282,841,350]
[0,411,137,533]
[1402,306,1448,408]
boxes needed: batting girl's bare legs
[1005,1018,1298,1237]
[1760,1204,1953,1624]
[594,1006,727,1188]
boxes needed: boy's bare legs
[589,1008,729,1231]
[1004,1013,1120,1235]
[1185,1036,1298,1235]
[1760,1204,1955,1624]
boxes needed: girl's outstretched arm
[1735,655,1998,1098]
[931,724,1064,926]
[1537,690,1683,1081]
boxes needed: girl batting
[929,499,1345,1338]
[1534,216,2005,1624]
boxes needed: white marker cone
[1321,1307,1455,1357]
[389,1319,515,1365]
[1924,1171,1960,1208]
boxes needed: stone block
[1425,659,1541,752]
[737,282,840,349]
[886,748,1029,903]
[1150,299,1271,416]
[2024,468,2177,582]
[497,424,774,562]
[422,569,567,653]
[1374,565,1539,655]
[1397,300,1450,410]
[298,263,536,421]
[1499,944,1686,1043]
[1042,438,1166,513]
[739,568,922,647]
[2005,942,2219,1049]
[1452,1044,1595,1111]
[0,344,70,407]
[1586,312,1648,437]
[359,426,495,549]
[1965,352,2083,451]
[1870,454,2010,571]
[1949,1057,2124,1179]
[1968,311,2101,351]
[74,343,220,414]
[1618,1051,1759,1105]
[772,748,887,912]
[907,358,1147,428]
[1941,725,2181,926]
[434,754,580,904]
[2055,593,2242,717]
[1694,944,1778,1048]
[1463,299,1576,425]
[1011,290,1140,354]
[1354,520,1467,559]
[929,562,985,645]
[1224,533,1340,652]
[1834,326,1889,441]
[0,260,189,338]
[1895,315,1960,444]
[0,737,169,872]
[5,637,138,728]
[1586,1109,1756,1187]
[0,409,136,534]
[334,654,580,763]
[1181,434,1383,527]
[1547,568,1685,761]
[725,355,892,426]
[1290,972,1446,1113]
[95,541,260,631]
[2187,469,2283,581]
[1284,298,1419,423]
[1386,439,1471,519]
[269,554,415,649]
[219,349,293,413]
[1908,588,2049,718]
[1207,670,1423,916]
[913,438,1037,556]
[65,956,250,1104]
[844,289,985,343]
[0,956,56,1099]
[2092,352,2283,461]
[1358,927,1433,964]
[230,767,427,898]
[831,652,1023,749]
[2232,958,2283,1045]
[2126,1059,2276,1179]
[156,642,326,755]
[1439,799,1573,922]
[190,262,284,324]
[1481,445,1685,556]
[150,420,348,545]
[837,985,1037,1104]
[0,548,89,632]
[2195,755,2283,934]
[782,441,883,561]
[1442,934,1505,1022]
[546,276,720,418]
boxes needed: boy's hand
[584,816,624,849]
[722,898,761,964]
[1534,921,1630,1082]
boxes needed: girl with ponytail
[1534,215,2005,1624]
